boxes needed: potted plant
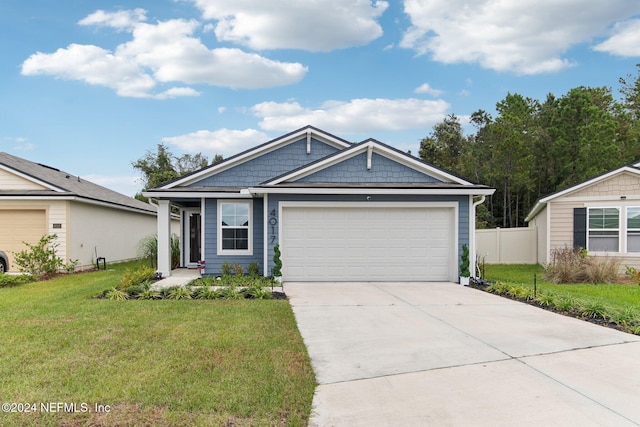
[273,243,282,284]
[459,243,470,286]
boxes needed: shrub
[121,266,156,289]
[12,234,64,278]
[126,284,147,297]
[460,244,470,277]
[584,257,620,284]
[221,261,232,276]
[248,261,260,277]
[233,263,244,276]
[546,247,620,284]
[137,234,180,269]
[545,247,586,283]
[0,274,35,288]
[273,244,282,277]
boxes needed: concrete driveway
[285,282,640,426]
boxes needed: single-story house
[526,161,640,269]
[0,152,169,271]
[144,126,495,282]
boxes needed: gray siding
[297,152,441,183]
[190,137,340,188]
[265,194,469,277]
[203,198,264,276]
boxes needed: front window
[588,207,619,252]
[627,207,640,252]
[218,201,252,255]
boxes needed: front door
[186,212,201,265]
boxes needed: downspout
[471,195,486,279]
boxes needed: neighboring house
[0,152,163,271]
[526,162,640,270]
[145,126,495,282]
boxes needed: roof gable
[161,126,351,189]
[526,164,640,222]
[264,139,472,186]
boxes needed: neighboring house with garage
[0,152,161,271]
[145,126,495,282]
[526,161,640,270]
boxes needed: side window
[627,207,640,252]
[587,207,619,252]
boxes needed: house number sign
[269,209,277,244]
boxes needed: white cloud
[78,8,147,30]
[414,83,443,97]
[162,128,269,157]
[189,0,388,51]
[594,19,640,57]
[400,0,640,74]
[21,10,308,97]
[251,98,450,133]
[1,137,34,151]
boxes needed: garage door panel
[282,205,454,282]
[0,209,47,271]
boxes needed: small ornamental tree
[273,244,282,277]
[460,244,470,277]
[13,234,64,278]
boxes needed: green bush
[248,261,260,277]
[273,244,282,277]
[12,234,64,278]
[121,266,156,289]
[221,261,232,276]
[0,274,35,288]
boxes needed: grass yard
[483,264,640,334]
[0,262,316,426]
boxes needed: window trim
[587,206,620,253]
[217,200,253,256]
[626,206,640,253]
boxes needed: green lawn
[0,262,316,426]
[483,264,640,334]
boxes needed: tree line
[419,65,640,229]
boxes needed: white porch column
[157,199,172,278]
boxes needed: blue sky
[2,0,640,196]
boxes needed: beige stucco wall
[67,201,159,269]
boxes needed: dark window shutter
[573,207,587,249]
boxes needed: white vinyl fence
[476,227,537,264]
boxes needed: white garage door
[281,204,455,282]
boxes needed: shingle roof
[0,152,156,214]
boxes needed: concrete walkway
[151,268,201,289]
[285,282,640,426]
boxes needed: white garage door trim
[279,201,458,282]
